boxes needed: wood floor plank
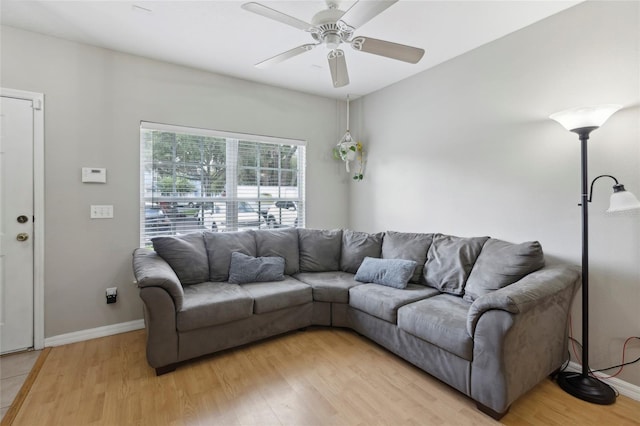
[10,328,640,425]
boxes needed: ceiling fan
[241,0,425,88]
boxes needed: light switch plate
[91,205,114,219]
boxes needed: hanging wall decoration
[333,95,365,180]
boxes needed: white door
[0,96,35,354]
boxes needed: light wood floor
[9,328,640,425]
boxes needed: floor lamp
[550,104,640,404]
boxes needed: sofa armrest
[468,265,580,414]
[466,265,580,336]
[139,286,179,369]
[133,248,184,311]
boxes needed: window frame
[140,121,306,246]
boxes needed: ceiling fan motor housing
[311,8,352,49]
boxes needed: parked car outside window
[144,207,171,239]
[265,201,298,228]
[196,201,265,231]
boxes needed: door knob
[16,233,29,242]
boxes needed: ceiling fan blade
[241,2,312,31]
[255,44,317,68]
[328,49,349,88]
[351,36,424,63]
[338,0,398,30]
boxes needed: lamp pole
[556,125,616,404]
[577,127,595,379]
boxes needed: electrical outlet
[106,287,117,304]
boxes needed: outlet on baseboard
[106,287,117,304]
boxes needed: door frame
[1,88,45,350]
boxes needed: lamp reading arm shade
[608,184,640,212]
[588,175,640,214]
[550,104,622,131]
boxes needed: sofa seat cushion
[398,294,473,360]
[177,282,254,331]
[241,277,312,314]
[349,283,439,324]
[293,271,363,303]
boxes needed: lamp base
[557,372,616,405]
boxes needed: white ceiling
[0,0,580,99]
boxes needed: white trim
[140,121,307,146]
[566,361,640,401]
[1,88,45,351]
[44,319,145,347]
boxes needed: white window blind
[140,122,306,247]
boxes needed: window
[140,122,305,246]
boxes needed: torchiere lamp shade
[550,104,622,131]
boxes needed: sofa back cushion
[152,232,208,285]
[204,231,256,282]
[340,230,384,273]
[424,234,489,295]
[463,239,545,302]
[298,228,342,272]
[255,228,300,275]
[382,231,434,284]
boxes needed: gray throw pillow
[228,252,285,284]
[341,230,384,273]
[354,257,417,289]
[254,228,299,275]
[382,231,433,284]
[152,232,208,285]
[298,228,342,272]
[424,234,489,295]
[203,231,256,282]
[463,239,545,302]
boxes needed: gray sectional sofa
[132,228,580,419]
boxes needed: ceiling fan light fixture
[325,33,341,50]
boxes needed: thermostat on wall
[82,167,107,183]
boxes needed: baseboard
[566,361,640,401]
[44,319,145,347]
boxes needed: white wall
[0,25,349,338]
[351,1,640,387]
